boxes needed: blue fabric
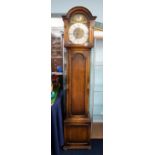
[51,90,64,155]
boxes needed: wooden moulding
[63,118,91,150]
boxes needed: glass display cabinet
[89,36,103,139]
[90,38,103,122]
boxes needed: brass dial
[73,28,84,39]
[69,23,88,44]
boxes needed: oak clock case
[62,7,96,149]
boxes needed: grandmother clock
[62,6,96,149]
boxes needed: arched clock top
[62,6,97,20]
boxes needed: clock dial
[69,23,88,44]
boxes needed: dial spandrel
[70,14,87,23]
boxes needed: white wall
[51,0,103,22]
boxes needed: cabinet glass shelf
[51,56,63,59]
[52,72,63,75]
[94,85,103,92]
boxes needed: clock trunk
[64,48,91,149]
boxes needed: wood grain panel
[71,53,86,115]
[64,118,91,149]
[67,125,89,143]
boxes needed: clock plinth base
[63,117,91,150]
[63,144,91,150]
